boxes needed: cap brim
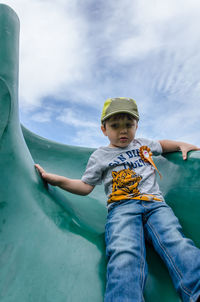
[101,110,139,122]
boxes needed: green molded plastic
[0,4,200,302]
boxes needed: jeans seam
[140,223,145,292]
[140,223,146,302]
[146,220,192,296]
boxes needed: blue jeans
[104,199,200,302]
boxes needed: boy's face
[101,114,138,148]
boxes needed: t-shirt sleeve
[81,152,103,186]
[138,138,163,155]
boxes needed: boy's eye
[126,123,134,128]
[109,121,135,129]
[110,123,118,129]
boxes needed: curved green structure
[0,4,200,301]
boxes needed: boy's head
[101,97,139,125]
[101,97,139,148]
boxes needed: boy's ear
[101,124,107,136]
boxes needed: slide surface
[1,4,200,302]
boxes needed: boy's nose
[120,127,128,133]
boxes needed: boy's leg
[144,201,200,302]
[105,200,147,302]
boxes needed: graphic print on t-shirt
[108,168,162,204]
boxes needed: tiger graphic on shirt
[108,168,162,204]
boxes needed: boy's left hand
[179,142,200,160]
[159,140,200,160]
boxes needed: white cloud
[115,29,161,60]
[57,109,98,128]
[3,0,200,106]
[31,111,52,123]
[1,0,200,146]
[108,0,200,62]
[2,0,91,109]
[72,128,107,148]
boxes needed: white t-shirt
[82,138,164,206]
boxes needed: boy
[35,97,200,302]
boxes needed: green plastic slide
[0,4,200,301]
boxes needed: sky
[1,0,200,148]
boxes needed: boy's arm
[35,164,94,195]
[159,140,200,160]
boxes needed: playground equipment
[1,4,200,301]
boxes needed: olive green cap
[101,97,139,123]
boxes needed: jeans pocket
[107,203,116,213]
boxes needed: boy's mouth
[119,137,128,141]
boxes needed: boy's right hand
[35,164,94,195]
[35,164,61,186]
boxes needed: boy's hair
[102,112,137,128]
